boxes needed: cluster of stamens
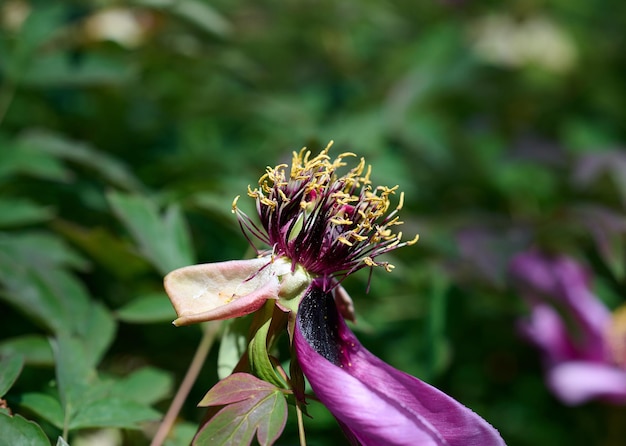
[232,141,418,284]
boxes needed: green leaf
[51,335,164,432]
[248,303,286,389]
[20,53,135,87]
[217,318,249,379]
[51,335,96,415]
[0,336,54,366]
[3,4,66,82]
[116,293,176,324]
[195,374,287,446]
[0,355,24,397]
[164,421,198,446]
[108,192,195,274]
[0,264,89,335]
[0,231,88,271]
[68,398,160,430]
[52,221,151,279]
[0,199,53,227]
[17,393,65,429]
[135,0,232,37]
[56,437,69,446]
[0,412,50,446]
[18,130,144,192]
[79,303,117,368]
[110,367,173,405]
[0,141,70,183]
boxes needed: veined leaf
[17,393,64,430]
[109,366,173,405]
[107,192,195,275]
[195,373,287,446]
[19,130,144,192]
[68,398,160,430]
[198,373,279,407]
[0,412,50,446]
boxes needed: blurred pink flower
[510,250,626,405]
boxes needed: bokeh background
[1,0,626,445]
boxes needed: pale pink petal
[547,361,626,405]
[164,256,285,326]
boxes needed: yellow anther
[338,236,353,246]
[406,234,420,245]
[383,263,395,272]
[349,232,368,242]
[397,191,405,211]
[277,188,290,202]
[260,197,277,210]
[363,257,377,267]
[231,195,240,213]
[330,217,353,225]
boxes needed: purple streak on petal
[294,286,506,446]
[546,361,626,405]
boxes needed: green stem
[150,321,221,446]
[62,401,70,441]
[296,401,307,446]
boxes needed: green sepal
[248,301,287,389]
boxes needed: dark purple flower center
[297,285,341,366]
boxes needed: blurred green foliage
[1,0,626,444]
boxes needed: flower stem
[296,401,307,446]
[150,321,221,446]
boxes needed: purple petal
[509,251,610,353]
[294,286,505,446]
[547,361,626,405]
[518,304,576,364]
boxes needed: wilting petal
[294,286,505,446]
[165,256,288,326]
[547,361,626,405]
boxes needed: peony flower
[510,250,626,405]
[165,143,505,445]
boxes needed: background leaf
[116,293,176,324]
[107,192,195,274]
[0,355,24,397]
[0,413,50,446]
[0,336,54,367]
